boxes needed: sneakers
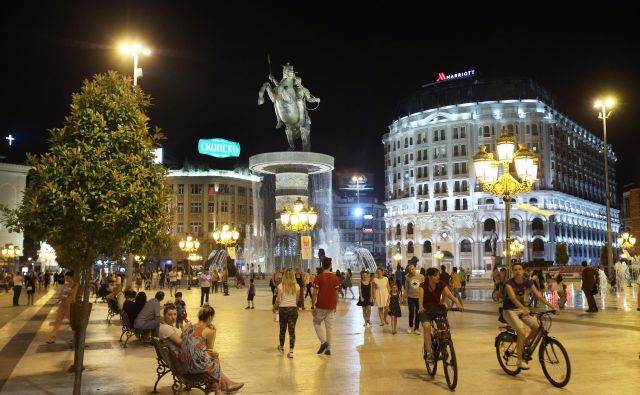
[277,345,284,354]
[317,342,329,354]
[407,328,413,334]
[518,360,530,370]
[414,329,421,335]
[324,348,331,356]
[287,351,294,358]
[245,306,250,310]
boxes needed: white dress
[372,276,390,307]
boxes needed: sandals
[222,383,244,394]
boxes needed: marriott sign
[436,69,476,82]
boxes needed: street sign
[198,138,241,158]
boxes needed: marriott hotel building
[383,76,620,272]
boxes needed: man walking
[312,257,340,356]
[581,261,598,312]
[12,272,23,306]
[403,263,424,334]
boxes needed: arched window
[396,241,401,253]
[460,239,472,253]
[407,222,414,235]
[529,198,538,205]
[510,218,520,232]
[423,240,432,254]
[533,238,544,252]
[396,224,401,236]
[532,218,544,235]
[407,241,414,254]
[486,198,495,205]
[484,218,496,232]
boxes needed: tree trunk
[73,265,92,395]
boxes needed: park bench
[119,310,146,348]
[151,337,218,395]
[106,297,120,324]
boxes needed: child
[388,282,402,334]
[556,275,567,309]
[174,292,187,329]
[246,278,255,309]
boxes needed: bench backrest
[152,337,182,375]
[120,310,133,329]
[107,297,120,313]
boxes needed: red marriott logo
[436,69,476,82]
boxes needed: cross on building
[5,134,15,146]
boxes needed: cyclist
[418,267,464,361]
[502,262,559,370]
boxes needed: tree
[1,71,170,394]
[555,243,570,265]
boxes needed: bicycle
[423,312,458,390]
[495,310,571,387]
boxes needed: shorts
[169,281,177,288]
[419,309,446,324]
[502,308,538,334]
[247,294,255,301]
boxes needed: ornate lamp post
[119,42,151,86]
[617,232,636,250]
[434,247,444,267]
[393,251,402,267]
[2,244,22,271]
[504,239,525,262]
[179,236,200,290]
[212,224,239,296]
[280,197,318,269]
[473,127,539,274]
[595,97,616,272]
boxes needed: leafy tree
[1,71,170,394]
[555,243,569,265]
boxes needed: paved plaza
[0,279,638,395]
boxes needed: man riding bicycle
[418,267,463,361]
[502,262,558,370]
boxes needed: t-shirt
[404,273,424,299]
[200,274,211,288]
[159,323,181,353]
[440,271,451,286]
[134,299,160,328]
[394,269,404,282]
[313,272,340,310]
[277,283,300,307]
[420,281,447,311]
[503,278,533,310]
[451,273,462,289]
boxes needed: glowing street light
[2,244,22,271]
[594,96,615,273]
[179,235,200,290]
[617,232,636,250]
[434,247,444,261]
[280,197,318,268]
[212,224,240,247]
[119,42,151,86]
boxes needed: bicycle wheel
[539,337,571,387]
[424,341,438,376]
[442,339,458,390]
[495,332,521,375]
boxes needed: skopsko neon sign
[436,69,475,82]
[198,138,241,158]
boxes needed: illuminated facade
[0,162,30,263]
[383,77,620,271]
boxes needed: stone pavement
[0,280,638,394]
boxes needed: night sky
[1,2,638,201]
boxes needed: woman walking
[388,282,402,334]
[357,271,374,327]
[25,271,37,306]
[344,269,355,299]
[372,267,390,326]
[274,269,300,358]
[46,271,79,344]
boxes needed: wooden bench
[150,337,218,395]
[106,297,120,324]
[119,310,146,348]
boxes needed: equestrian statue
[258,62,320,152]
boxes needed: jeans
[13,286,22,306]
[278,307,299,349]
[201,287,210,306]
[312,308,335,347]
[407,297,420,330]
[305,284,313,299]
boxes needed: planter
[70,301,93,332]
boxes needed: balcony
[434,192,448,197]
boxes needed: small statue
[490,231,498,257]
[258,63,320,151]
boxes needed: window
[434,164,447,177]
[454,162,468,175]
[407,241,414,254]
[396,224,401,236]
[460,127,466,138]
[218,184,231,194]
[208,222,214,232]
[532,239,544,252]
[532,218,544,234]
[190,222,201,233]
[440,129,446,140]
[239,205,247,215]
[220,202,229,212]
[510,218,520,232]
[423,240,432,254]
[208,202,215,213]
[460,239,472,253]
[442,200,448,211]
[433,130,439,142]
[532,124,539,136]
[238,187,246,196]
[483,126,491,137]
[407,222,414,235]
[177,203,184,214]
[463,199,468,210]
[190,184,203,195]
[208,184,217,195]
[453,128,459,139]
[484,218,496,232]
[176,223,184,233]
[177,184,184,194]
[190,202,202,213]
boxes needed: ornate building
[0,162,30,269]
[383,77,620,272]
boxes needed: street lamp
[212,224,240,296]
[120,42,152,86]
[1,244,21,271]
[594,97,615,273]
[434,247,444,262]
[280,197,318,268]
[473,127,539,274]
[503,239,524,262]
[393,251,402,266]
[179,236,200,290]
[617,232,636,250]
[352,175,367,248]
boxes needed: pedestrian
[459,267,467,299]
[175,292,187,329]
[275,269,299,358]
[403,263,424,334]
[357,271,373,327]
[168,268,178,297]
[450,267,463,307]
[134,272,143,292]
[246,278,256,309]
[303,269,313,304]
[556,275,567,309]
[25,271,37,306]
[200,270,211,307]
[335,270,344,299]
[394,264,404,298]
[211,270,220,294]
[12,271,23,306]
[372,267,390,326]
[44,271,51,290]
[581,261,598,312]
[295,269,305,309]
[312,257,340,356]
[344,269,355,299]
[388,282,402,334]
[270,271,282,322]
[46,271,79,343]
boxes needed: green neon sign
[198,138,241,158]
